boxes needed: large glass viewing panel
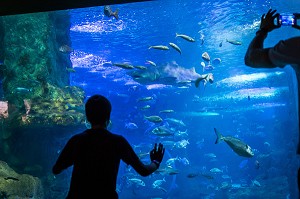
[0,0,299,198]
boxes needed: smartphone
[279,14,295,26]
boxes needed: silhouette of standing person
[244,8,300,193]
[52,94,165,199]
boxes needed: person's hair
[85,94,112,126]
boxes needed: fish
[134,65,147,70]
[175,139,189,148]
[155,167,179,175]
[187,173,199,178]
[200,173,214,179]
[59,45,73,53]
[4,176,19,181]
[159,109,175,113]
[252,180,261,187]
[169,42,182,54]
[146,60,157,66]
[112,63,134,69]
[199,33,205,45]
[176,33,195,42]
[125,122,138,129]
[140,105,151,110]
[104,5,119,20]
[204,153,217,158]
[127,178,145,186]
[255,160,260,169]
[152,177,166,188]
[66,67,76,73]
[165,118,186,126]
[210,168,223,173]
[151,126,174,136]
[144,115,163,123]
[226,39,242,45]
[13,87,32,94]
[219,41,223,47]
[149,45,169,50]
[137,96,153,102]
[214,128,254,157]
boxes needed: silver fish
[169,42,182,54]
[144,115,163,123]
[214,128,254,157]
[112,63,134,69]
[149,45,169,50]
[176,33,195,42]
[226,39,242,45]
[146,60,157,66]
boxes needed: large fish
[104,5,119,20]
[214,128,254,158]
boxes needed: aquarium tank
[0,0,299,198]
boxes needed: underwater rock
[0,160,44,198]
[0,11,85,127]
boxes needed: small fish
[165,118,186,126]
[134,65,147,70]
[104,5,119,20]
[176,33,195,42]
[144,115,163,123]
[66,67,76,73]
[4,176,19,181]
[210,168,223,173]
[137,96,153,102]
[159,109,175,113]
[140,105,151,110]
[13,87,32,94]
[146,60,157,67]
[226,39,242,45]
[125,122,138,129]
[255,160,260,169]
[200,173,214,179]
[200,33,205,45]
[152,177,166,188]
[252,180,261,187]
[152,126,174,136]
[112,63,134,69]
[59,45,73,53]
[128,178,145,186]
[169,43,182,54]
[187,173,199,178]
[149,45,169,50]
[219,41,223,47]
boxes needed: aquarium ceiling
[0,0,151,16]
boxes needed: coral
[0,160,44,198]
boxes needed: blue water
[55,0,300,198]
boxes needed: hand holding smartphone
[279,15,295,26]
[278,13,300,29]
